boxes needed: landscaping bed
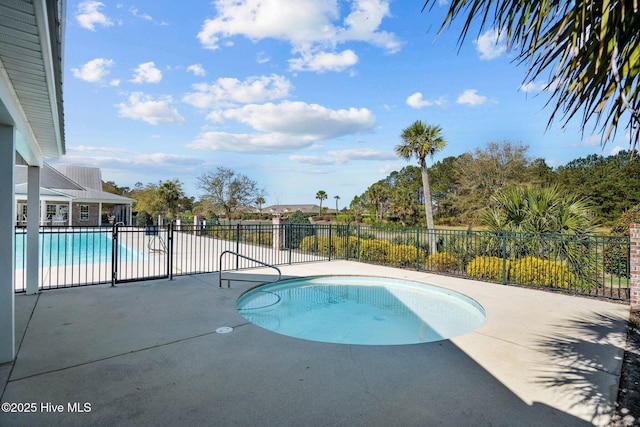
[613,310,640,426]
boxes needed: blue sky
[59,0,630,206]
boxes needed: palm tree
[422,0,639,150]
[396,120,446,252]
[158,179,183,218]
[255,196,265,214]
[315,190,327,214]
[365,183,390,221]
[482,185,594,235]
[334,195,340,214]
[482,185,595,280]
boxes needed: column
[272,216,287,251]
[98,202,102,226]
[26,166,40,294]
[0,125,16,363]
[630,224,640,310]
[40,199,46,225]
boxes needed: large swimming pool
[237,275,486,345]
[14,231,144,267]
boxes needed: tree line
[103,166,266,224]
[352,141,640,228]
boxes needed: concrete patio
[0,260,630,426]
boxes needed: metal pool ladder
[218,250,282,288]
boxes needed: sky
[58,0,631,206]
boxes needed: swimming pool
[237,276,486,345]
[14,231,145,268]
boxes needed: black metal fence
[14,223,631,302]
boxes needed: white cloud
[218,101,375,139]
[456,89,488,106]
[379,163,402,174]
[289,49,358,73]
[580,134,602,147]
[610,145,624,155]
[290,148,396,165]
[75,1,114,31]
[67,145,129,154]
[256,52,271,64]
[337,0,402,52]
[474,28,507,60]
[59,153,206,177]
[183,74,293,109]
[190,101,376,153]
[196,0,401,72]
[129,7,152,21]
[187,64,206,77]
[520,80,558,93]
[131,62,162,84]
[116,92,185,125]
[71,58,115,83]
[189,132,315,153]
[406,92,446,108]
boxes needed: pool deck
[0,260,630,426]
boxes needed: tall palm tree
[334,195,340,214]
[396,121,446,252]
[315,190,327,214]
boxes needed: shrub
[388,244,426,267]
[391,235,429,252]
[208,228,238,241]
[334,236,359,259]
[466,256,511,281]
[602,236,630,278]
[300,235,321,253]
[359,239,393,264]
[136,211,152,227]
[425,252,461,272]
[244,232,272,246]
[511,257,576,289]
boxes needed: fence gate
[112,224,171,285]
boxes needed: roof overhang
[0,0,66,166]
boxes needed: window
[80,205,89,221]
[46,204,56,220]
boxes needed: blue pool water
[237,276,486,345]
[14,231,144,267]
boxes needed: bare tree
[197,167,265,220]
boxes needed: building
[264,204,334,216]
[1,0,66,363]
[14,163,134,226]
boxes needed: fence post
[167,223,174,281]
[235,223,241,270]
[111,223,118,287]
[415,228,420,271]
[630,224,640,310]
[328,225,332,261]
[272,216,286,251]
[501,231,507,285]
[357,224,361,261]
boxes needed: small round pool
[237,275,486,345]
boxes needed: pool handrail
[218,250,281,288]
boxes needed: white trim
[33,0,64,156]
